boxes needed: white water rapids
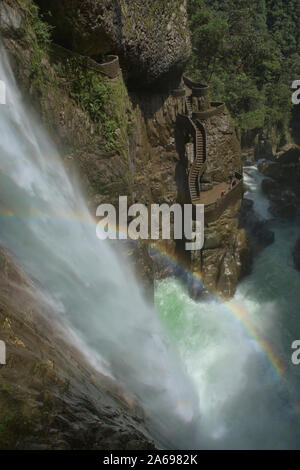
[157,166,300,449]
[1,41,300,449]
[0,43,202,449]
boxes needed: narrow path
[193,182,230,205]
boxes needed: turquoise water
[155,166,300,449]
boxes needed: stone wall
[200,111,242,186]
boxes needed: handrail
[193,102,225,120]
[50,43,121,79]
[184,114,206,203]
[183,75,210,96]
[177,113,207,204]
[185,95,192,117]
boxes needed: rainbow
[148,244,288,380]
[0,208,294,397]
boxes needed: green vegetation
[187,0,300,142]
[55,55,132,154]
[17,0,52,80]
[16,0,131,156]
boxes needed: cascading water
[1,36,300,449]
[156,166,300,449]
[0,43,203,449]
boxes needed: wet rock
[0,247,155,450]
[234,228,252,279]
[258,161,278,178]
[268,195,297,220]
[187,278,209,302]
[217,251,239,300]
[258,159,300,197]
[255,138,276,161]
[258,154,300,218]
[239,198,275,254]
[262,179,297,219]
[261,178,282,200]
[276,144,300,165]
[203,230,222,250]
[0,2,23,34]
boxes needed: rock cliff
[0,0,251,449]
[258,145,300,219]
[36,0,191,87]
[0,247,155,450]
[1,0,251,297]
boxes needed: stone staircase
[181,79,243,222]
[187,118,206,204]
[186,95,193,118]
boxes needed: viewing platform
[175,76,243,224]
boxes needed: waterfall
[2,37,300,450]
[157,166,300,449]
[0,42,202,449]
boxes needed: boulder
[0,2,23,34]
[261,180,297,219]
[36,0,191,87]
[239,198,275,254]
[276,145,300,165]
[258,159,300,204]
[269,200,297,219]
[261,178,282,200]
[258,161,281,179]
[217,251,239,300]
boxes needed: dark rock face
[0,1,23,33]
[269,198,297,219]
[239,198,275,255]
[36,0,191,87]
[204,109,242,184]
[0,248,155,450]
[276,145,300,165]
[261,179,297,219]
[293,238,300,271]
[258,151,300,219]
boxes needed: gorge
[0,0,299,451]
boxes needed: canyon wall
[1,0,251,298]
[0,0,251,449]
